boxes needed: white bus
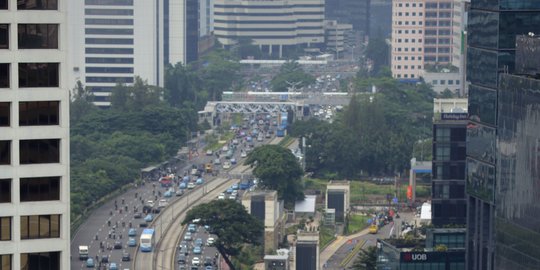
[140,228,155,252]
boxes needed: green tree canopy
[271,61,315,92]
[244,145,304,205]
[350,246,377,270]
[183,200,263,270]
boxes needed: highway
[134,136,282,270]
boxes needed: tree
[244,145,304,205]
[365,36,389,75]
[110,83,129,110]
[70,81,96,123]
[183,200,263,270]
[271,61,315,92]
[198,50,241,100]
[164,63,205,109]
[350,246,377,270]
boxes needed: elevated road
[133,136,283,269]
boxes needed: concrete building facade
[423,0,453,65]
[213,0,325,58]
[0,0,71,269]
[391,0,425,81]
[295,231,319,270]
[326,180,350,223]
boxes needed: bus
[140,228,155,252]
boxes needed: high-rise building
[431,98,467,226]
[495,36,540,270]
[466,2,540,270]
[423,0,453,65]
[69,0,198,107]
[324,0,370,36]
[391,0,425,81]
[370,0,392,37]
[213,0,325,58]
[0,0,71,269]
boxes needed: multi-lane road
[71,123,281,270]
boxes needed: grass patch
[277,135,294,147]
[304,178,430,204]
[345,214,370,235]
[204,131,235,151]
[319,226,336,249]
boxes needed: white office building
[214,0,325,58]
[0,0,71,269]
[69,0,196,107]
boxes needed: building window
[0,179,10,203]
[411,74,415,78]
[0,25,8,49]
[17,0,57,10]
[0,216,11,241]
[436,145,450,160]
[0,103,9,126]
[20,177,60,202]
[0,63,8,88]
[456,80,460,85]
[0,141,10,165]
[448,80,454,85]
[20,215,60,239]
[0,0,7,9]
[0,254,11,270]
[19,139,59,164]
[440,80,446,85]
[18,24,58,49]
[19,101,59,126]
[18,63,59,88]
[20,252,60,269]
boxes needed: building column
[279,45,283,58]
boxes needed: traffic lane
[180,225,218,269]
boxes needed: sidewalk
[319,227,370,267]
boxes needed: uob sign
[402,252,428,262]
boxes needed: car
[100,255,109,264]
[240,152,247,158]
[226,188,233,194]
[230,158,237,165]
[206,237,215,246]
[204,256,214,266]
[178,241,188,250]
[257,136,263,142]
[265,133,271,138]
[213,159,221,165]
[192,257,201,266]
[193,246,202,254]
[222,162,231,169]
[177,254,187,265]
[188,224,197,232]
[179,247,189,256]
[217,193,225,200]
[196,178,204,185]
[176,189,184,196]
[184,232,192,241]
[205,266,214,270]
[187,182,196,189]
[109,262,118,270]
[232,139,239,145]
[228,194,236,200]
[206,150,213,156]
[232,184,239,190]
[122,252,130,261]
[144,214,153,222]
[134,212,142,219]
[128,228,137,237]
[86,258,95,268]
[222,145,228,152]
[127,237,136,247]
[114,241,122,249]
[179,182,187,189]
[194,238,203,247]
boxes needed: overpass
[198,91,353,127]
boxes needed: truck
[79,246,89,260]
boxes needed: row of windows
[395,12,423,16]
[396,29,423,34]
[433,162,466,180]
[1,177,61,203]
[86,76,133,83]
[85,8,133,16]
[0,139,60,165]
[0,24,59,50]
[85,47,133,54]
[85,38,133,45]
[425,2,452,9]
[85,28,133,35]
[425,20,451,27]
[86,67,133,74]
[0,0,57,10]
[395,73,417,79]
[396,3,423,8]
[431,79,460,85]
[394,65,422,70]
[85,18,133,26]
[395,20,423,26]
[85,0,133,5]
[0,63,59,88]
[0,252,61,270]
[395,38,423,43]
[0,214,60,241]
[85,57,133,64]
[425,56,450,62]
[395,56,423,61]
[425,11,452,18]
[215,12,323,17]
[425,47,451,53]
[394,47,422,52]
[425,29,452,36]
[213,19,323,24]
[0,101,60,127]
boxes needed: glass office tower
[466,2,540,269]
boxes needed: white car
[187,182,195,189]
[222,162,231,169]
[217,193,225,200]
[206,237,215,246]
[206,150,212,156]
[228,194,236,200]
[222,145,229,152]
[192,257,200,266]
[240,152,247,158]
